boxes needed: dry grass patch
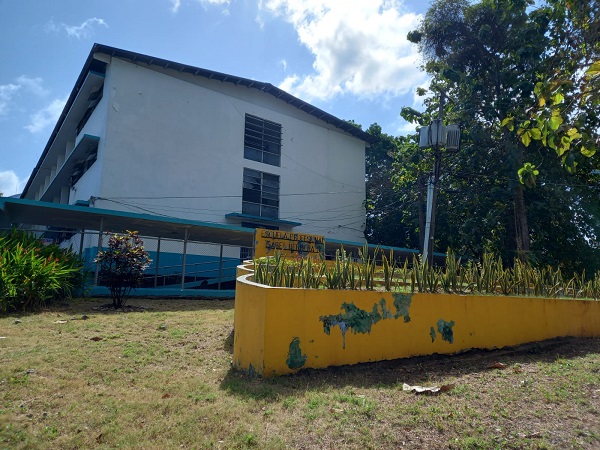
[1,297,599,449]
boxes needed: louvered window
[242,168,279,219]
[244,114,281,166]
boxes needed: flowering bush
[0,229,86,313]
[95,231,151,309]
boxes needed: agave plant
[250,246,600,300]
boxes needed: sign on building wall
[254,228,325,259]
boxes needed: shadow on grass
[24,297,236,317]
[223,328,234,353]
[219,336,600,402]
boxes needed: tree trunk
[503,131,531,260]
[512,142,530,260]
[514,182,530,258]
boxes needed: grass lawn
[1,297,599,449]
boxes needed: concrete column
[60,187,70,204]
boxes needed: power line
[96,197,367,228]
[282,153,366,191]
[129,200,364,218]
[98,190,363,200]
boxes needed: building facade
[21,44,372,243]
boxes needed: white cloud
[260,0,427,102]
[0,83,20,116]
[44,19,60,34]
[396,118,419,135]
[46,18,108,39]
[0,170,26,197]
[65,18,108,39]
[15,76,48,96]
[171,0,181,13]
[0,76,47,116]
[170,0,230,14]
[25,97,67,134]
[412,79,431,106]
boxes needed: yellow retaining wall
[233,272,600,377]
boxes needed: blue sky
[0,0,430,196]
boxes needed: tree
[95,231,151,309]
[501,0,599,172]
[365,124,422,249]
[401,0,600,273]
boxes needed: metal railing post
[94,218,104,286]
[154,236,161,288]
[218,244,224,290]
[79,228,85,256]
[181,228,188,289]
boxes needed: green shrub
[0,229,86,313]
[95,231,151,309]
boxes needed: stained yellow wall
[233,271,600,377]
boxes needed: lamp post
[418,92,460,265]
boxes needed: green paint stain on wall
[437,319,455,344]
[430,326,437,343]
[379,298,393,319]
[320,296,412,349]
[320,303,379,349]
[286,337,307,369]
[392,293,412,322]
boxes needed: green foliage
[391,0,600,274]
[501,0,599,168]
[254,247,379,291]
[94,230,151,309]
[252,248,600,300]
[365,124,421,249]
[0,229,86,313]
[517,162,540,188]
[365,123,425,251]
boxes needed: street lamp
[418,98,460,265]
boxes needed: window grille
[244,114,282,166]
[242,168,280,219]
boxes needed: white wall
[70,161,102,205]
[69,90,109,205]
[96,58,365,242]
[77,91,108,143]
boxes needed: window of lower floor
[242,168,280,219]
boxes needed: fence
[2,226,252,291]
